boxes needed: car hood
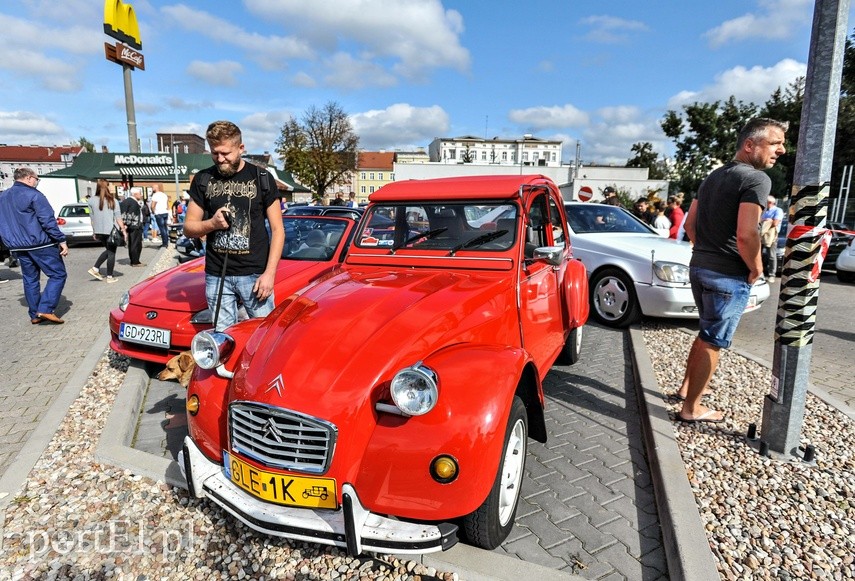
[129,257,336,312]
[573,233,692,264]
[230,267,512,413]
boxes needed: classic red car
[109,215,357,364]
[179,175,589,555]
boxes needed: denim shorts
[205,273,275,332]
[690,266,751,349]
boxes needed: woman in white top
[652,201,671,237]
[87,179,126,283]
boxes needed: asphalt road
[667,270,855,410]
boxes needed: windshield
[281,216,348,261]
[358,202,518,252]
[565,204,653,234]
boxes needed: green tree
[626,141,669,180]
[275,101,359,200]
[759,77,804,199]
[661,97,758,195]
[77,137,95,152]
[833,29,855,203]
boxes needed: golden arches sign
[103,0,142,50]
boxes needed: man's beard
[217,158,240,177]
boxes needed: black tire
[463,396,527,549]
[589,268,640,328]
[837,269,855,283]
[555,325,582,365]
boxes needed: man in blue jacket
[0,167,69,324]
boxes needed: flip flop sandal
[677,409,725,424]
[667,392,712,402]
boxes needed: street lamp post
[172,135,183,201]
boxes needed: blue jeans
[205,273,275,332]
[690,267,751,349]
[155,213,169,247]
[14,246,68,319]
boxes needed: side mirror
[533,245,564,266]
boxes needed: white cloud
[351,103,450,150]
[322,53,398,90]
[245,0,470,81]
[667,59,806,109]
[508,104,589,131]
[579,15,649,44]
[0,111,65,143]
[704,0,812,47]
[239,110,295,154]
[292,72,317,88]
[186,60,244,87]
[161,4,314,69]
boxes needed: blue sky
[0,0,849,165]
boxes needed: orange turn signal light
[186,394,200,415]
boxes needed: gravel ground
[642,322,855,580]
[0,250,458,581]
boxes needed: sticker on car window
[361,236,380,246]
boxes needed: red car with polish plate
[179,175,590,555]
[109,215,357,364]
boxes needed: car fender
[563,258,589,327]
[353,343,536,520]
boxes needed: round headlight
[191,331,234,369]
[119,291,130,312]
[190,308,213,325]
[390,363,438,416]
[653,261,690,283]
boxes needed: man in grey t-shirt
[674,118,788,424]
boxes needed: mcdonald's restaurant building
[42,151,308,209]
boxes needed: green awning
[44,152,213,181]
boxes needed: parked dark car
[284,205,364,221]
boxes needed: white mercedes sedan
[564,202,770,327]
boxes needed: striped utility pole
[760,0,850,459]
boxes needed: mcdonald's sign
[103,0,142,50]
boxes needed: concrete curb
[94,359,186,489]
[627,326,720,581]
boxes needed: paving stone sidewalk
[136,323,666,580]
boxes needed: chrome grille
[229,402,337,474]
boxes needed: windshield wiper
[390,227,447,252]
[448,229,509,255]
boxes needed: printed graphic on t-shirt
[207,178,256,255]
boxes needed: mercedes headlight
[191,331,234,369]
[653,261,690,283]
[390,362,438,416]
[191,308,213,324]
[119,291,130,312]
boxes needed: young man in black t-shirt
[184,121,284,331]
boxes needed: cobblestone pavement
[136,322,666,579]
[0,241,163,485]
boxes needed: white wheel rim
[498,418,526,526]
[594,276,629,321]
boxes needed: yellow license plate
[223,451,337,510]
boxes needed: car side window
[548,197,565,246]
[525,195,549,258]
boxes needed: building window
[448,149,456,160]
[502,151,508,161]
[369,172,375,180]
[361,185,366,194]
[369,186,375,193]
[390,172,395,181]
[361,172,366,180]
[522,152,529,162]
[378,172,383,180]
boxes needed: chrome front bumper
[179,436,458,556]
